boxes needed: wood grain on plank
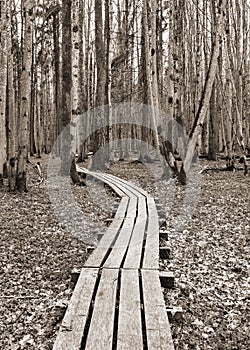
[103,216,135,268]
[143,197,159,269]
[85,268,119,350]
[53,268,99,350]
[141,269,174,350]
[123,197,147,269]
[104,173,148,197]
[84,218,124,268]
[94,172,135,197]
[123,217,147,269]
[77,166,126,197]
[138,197,147,218]
[117,269,143,349]
[125,196,137,218]
[114,197,129,218]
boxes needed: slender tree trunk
[6,0,17,191]
[16,0,33,192]
[105,0,112,161]
[53,10,61,139]
[30,29,35,155]
[140,0,155,161]
[95,0,106,110]
[60,0,73,176]
[0,0,7,187]
[208,81,219,160]
[92,0,106,169]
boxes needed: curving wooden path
[53,166,175,350]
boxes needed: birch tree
[92,0,106,169]
[60,0,72,175]
[6,0,17,191]
[0,0,7,187]
[16,0,33,192]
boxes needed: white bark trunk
[0,0,7,185]
[16,0,33,191]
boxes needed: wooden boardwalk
[53,166,175,350]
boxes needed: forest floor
[0,155,249,350]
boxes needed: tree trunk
[6,0,17,191]
[53,10,61,140]
[16,0,33,192]
[208,81,219,160]
[95,0,106,110]
[60,0,72,175]
[105,0,112,161]
[0,0,7,187]
[183,0,226,182]
[140,0,149,161]
[92,0,106,169]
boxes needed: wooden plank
[85,268,119,350]
[100,217,124,246]
[53,268,99,350]
[138,197,147,218]
[103,216,135,268]
[77,165,147,199]
[84,217,124,268]
[84,197,127,268]
[101,174,138,198]
[125,196,137,217]
[117,269,143,349]
[123,197,147,268]
[146,197,158,219]
[90,173,126,198]
[123,217,147,269]
[141,270,175,350]
[143,197,159,269]
[76,166,126,197]
[114,197,129,219]
[93,172,135,198]
[104,173,148,197]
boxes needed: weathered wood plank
[125,196,137,217]
[123,217,146,269]
[103,216,135,268]
[85,268,119,350]
[141,269,175,350]
[76,165,126,197]
[117,269,143,349]
[143,197,159,269]
[114,197,129,218]
[104,173,148,197]
[94,172,136,198]
[53,268,99,350]
[84,217,124,268]
[123,197,147,269]
[138,197,147,218]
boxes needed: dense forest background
[0,0,249,191]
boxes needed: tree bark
[60,0,72,175]
[183,0,226,182]
[16,0,33,192]
[0,0,7,187]
[6,0,17,191]
[92,0,106,169]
